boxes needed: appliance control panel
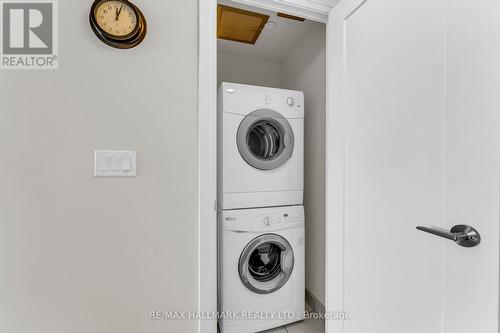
[220,82,304,118]
[222,206,304,232]
[263,93,303,112]
[257,210,303,227]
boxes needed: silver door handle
[416,224,481,248]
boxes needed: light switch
[94,150,136,177]
[121,156,132,171]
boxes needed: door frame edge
[198,0,218,332]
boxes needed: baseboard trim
[305,289,325,321]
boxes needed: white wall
[218,23,327,305]
[218,51,283,88]
[0,1,199,333]
[282,23,326,306]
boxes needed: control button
[265,95,272,105]
[286,97,295,107]
[263,217,270,226]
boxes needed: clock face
[95,0,138,37]
[90,0,147,49]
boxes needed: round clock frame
[89,0,147,49]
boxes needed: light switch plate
[94,150,136,177]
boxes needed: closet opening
[216,1,327,332]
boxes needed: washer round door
[237,109,295,171]
[239,233,294,294]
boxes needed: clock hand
[116,4,124,20]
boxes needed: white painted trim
[324,5,344,333]
[227,0,334,23]
[198,0,218,331]
[198,1,337,333]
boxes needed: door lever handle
[416,224,481,248]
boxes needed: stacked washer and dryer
[218,82,305,333]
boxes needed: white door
[327,0,500,332]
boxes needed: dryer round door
[238,233,294,294]
[237,109,295,171]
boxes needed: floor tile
[260,326,287,332]
[219,325,287,333]
[285,318,324,333]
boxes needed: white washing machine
[218,205,305,333]
[218,82,304,210]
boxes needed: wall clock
[90,0,147,49]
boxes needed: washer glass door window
[237,109,295,171]
[239,233,294,294]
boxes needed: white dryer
[218,205,305,333]
[218,82,304,210]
